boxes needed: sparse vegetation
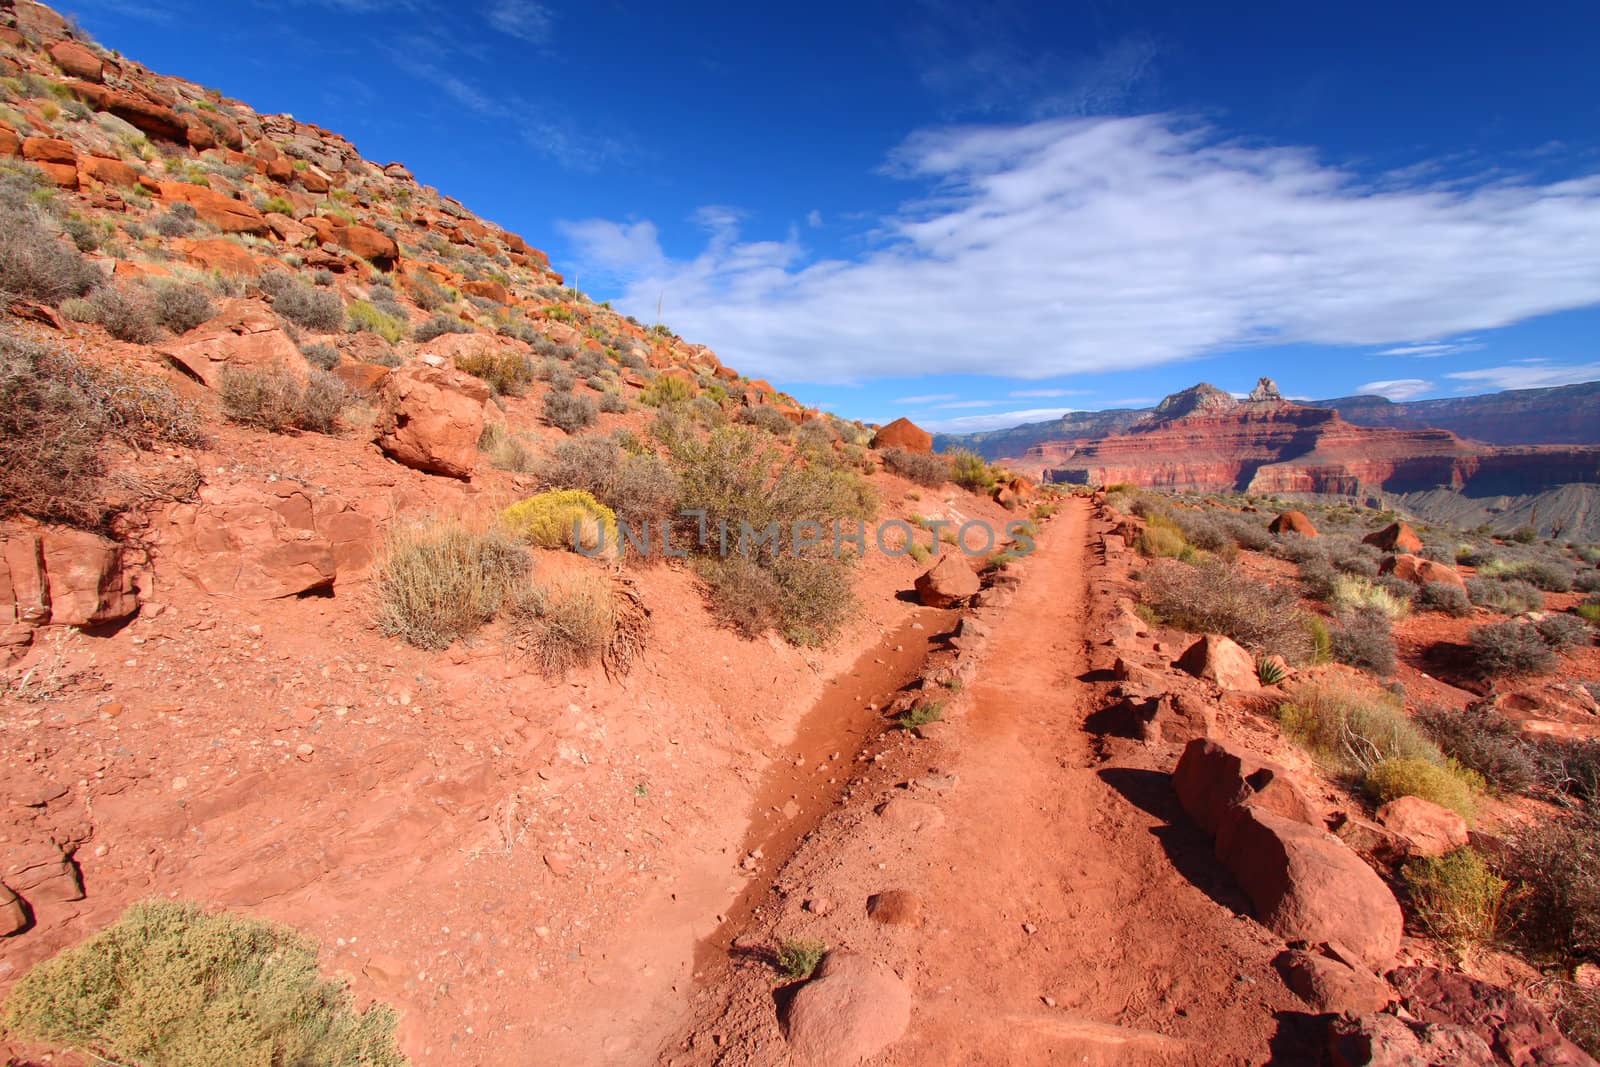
[151,280,216,334]
[1330,606,1397,674]
[0,899,406,1066]
[1507,811,1600,966]
[1279,677,1441,774]
[501,489,617,553]
[1415,702,1539,796]
[881,447,948,488]
[1415,580,1473,617]
[542,388,598,433]
[949,448,997,493]
[219,365,347,434]
[455,344,534,396]
[640,374,695,407]
[374,518,528,650]
[1142,558,1309,661]
[347,299,408,343]
[414,314,473,344]
[1468,620,1558,678]
[775,938,827,981]
[1465,576,1545,615]
[1366,756,1480,820]
[1402,847,1507,949]
[67,282,160,343]
[896,701,945,730]
[507,572,617,679]
[265,275,345,332]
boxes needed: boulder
[92,90,187,142]
[1173,738,1317,837]
[871,417,933,454]
[78,154,139,187]
[374,361,489,478]
[1176,633,1259,691]
[866,890,924,928]
[0,882,27,936]
[160,482,353,599]
[265,212,315,246]
[1379,553,1467,591]
[0,127,19,158]
[1269,511,1319,537]
[1216,805,1404,970]
[1327,1012,1496,1067]
[461,279,509,304]
[32,161,77,189]
[1363,522,1423,554]
[156,181,269,235]
[21,137,76,165]
[332,362,390,397]
[1375,797,1468,858]
[49,40,105,82]
[160,299,307,389]
[784,952,912,1067]
[326,221,399,269]
[1387,965,1598,1066]
[1274,947,1393,1015]
[180,237,260,278]
[4,840,83,905]
[39,528,139,627]
[914,554,980,607]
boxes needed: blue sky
[64,0,1600,432]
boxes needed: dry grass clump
[508,571,615,679]
[542,386,597,433]
[478,422,536,472]
[64,282,160,343]
[1366,757,1480,820]
[1,899,406,1066]
[1141,557,1309,661]
[219,364,347,434]
[455,345,534,396]
[0,180,98,304]
[533,435,681,526]
[1279,677,1442,774]
[151,280,216,334]
[880,447,948,487]
[1402,847,1507,949]
[374,518,528,650]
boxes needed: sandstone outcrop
[374,361,490,478]
[161,299,307,388]
[784,952,912,1067]
[872,417,933,454]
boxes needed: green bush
[1137,516,1190,559]
[347,299,407,343]
[640,374,695,406]
[775,938,827,981]
[152,281,216,334]
[1402,847,1506,948]
[949,448,996,492]
[1365,756,1480,820]
[501,489,617,553]
[374,518,527,650]
[1279,677,1441,774]
[455,345,533,396]
[0,899,406,1066]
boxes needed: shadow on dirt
[1097,766,1253,916]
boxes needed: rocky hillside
[1312,381,1600,446]
[1013,379,1600,538]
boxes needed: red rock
[22,137,76,164]
[784,952,911,1067]
[49,40,104,82]
[265,157,294,183]
[872,417,934,454]
[1363,522,1424,554]
[1274,948,1393,1014]
[31,161,78,189]
[333,362,389,396]
[914,554,980,607]
[156,181,269,235]
[1176,633,1259,691]
[161,482,339,599]
[1375,797,1468,857]
[183,117,217,151]
[78,154,139,187]
[321,220,399,269]
[160,298,306,388]
[180,237,260,278]
[1328,1012,1496,1066]
[866,890,924,927]
[0,882,27,935]
[1387,966,1595,1066]
[1269,510,1319,537]
[1379,553,1467,591]
[95,88,188,143]
[40,528,139,627]
[1173,737,1318,837]
[0,127,19,158]
[264,212,314,246]
[298,166,331,194]
[374,361,490,478]
[461,279,509,304]
[1216,804,1403,970]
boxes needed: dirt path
[667,497,1301,1065]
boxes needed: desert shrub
[896,701,945,730]
[1508,559,1575,593]
[1176,512,1230,553]
[477,423,534,472]
[501,489,617,553]
[1576,571,1600,594]
[0,196,97,304]
[949,448,996,493]
[537,436,621,496]
[1330,606,1397,674]
[1466,576,1545,614]
[300,341,340,370]
[219,365,345,434]
[612,453,680,526]
[573,349,609,378]
[1330,575,1408,620]
[407,275,452,311]
[1142,558,1310,661]
[1415,703,1539,795]
[1298,557,1340,601]
[1257,656,1289,686]
[347,299,408,343]
[1469,620,1557,678]
[543,388,597,433]
[1279,678,1441,774]
[1509,525,1539,544]
[1274,532,1328,565]
[455,345,533,396]
[1535,613,1591,652]
[1136,518,1190,559]
[1402,847,1507,948]
[507,572,616,679]
[0,899,405,1067]
[1375,574,1419,607]
[538,439,681,527]
[738,404,794,436]
[1306,616,1333,663]
[775,938,827,981]
[152,202,197,237]
[640,374,695,406]
[74,282,159,343]
[696,555,783,638]
[1219,514,1272,551]
[1416,581,1473,617]
[1507,812,1600,965]
[151,281,215,334]
[413,314,473,343]
[881,447,948,488]
[599,390,627,413]
[1537,739,1600,807]
[1366,757,1480,820]
[270,279,344,332]
[374,518,527,650]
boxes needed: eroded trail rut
[668,497,1298,1066]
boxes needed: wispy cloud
[1445,361,1600,391]
[932,399,1002,409]
[562,115,1600,384]
[923,406,1079,432]
[1376,339,1482,358]
[893,392,957,404]
[1358,378,1434,400]
[486,0,552,44]
[1009,388,1083,397]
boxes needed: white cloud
[1377,340,1482,358]
[487,0,552,43]
[922,407,1079,433]
[561,115,1600,385]
[1445,361,1600,391]
[893,392,957,404]
[553,219,663,277]
[807,210,823,228]
[1358,378,1435,400]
